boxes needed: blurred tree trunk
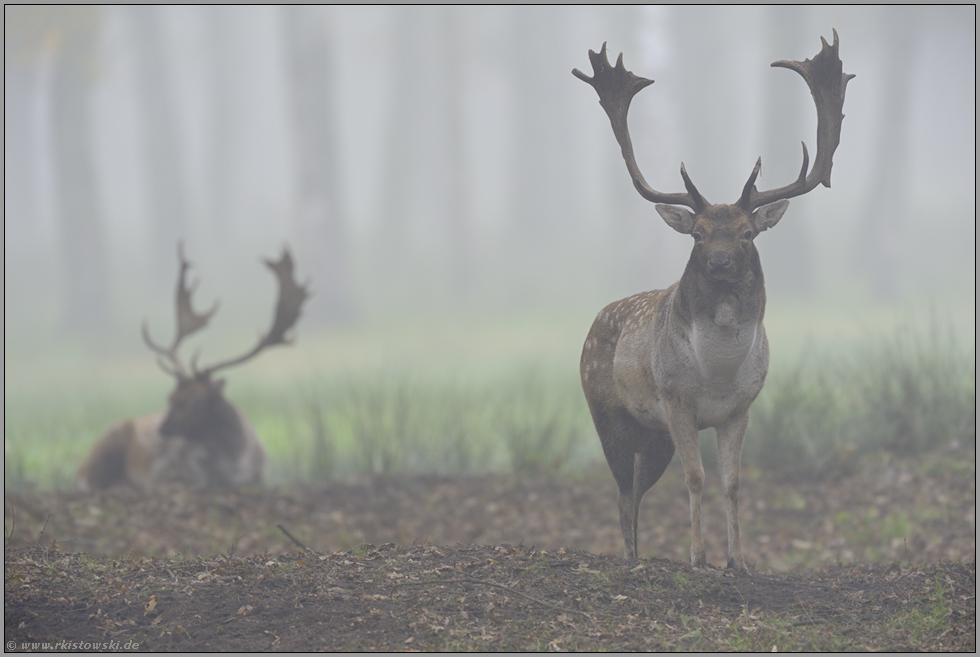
[667,7,744,201]
[758,6,814,297]
[437,7,472,306]
[855,10,917,300]
[4,66,41,319]
[508,8,577,302]
[374,7,426,307]
[205,7,238,251]
[601,6,650,292]
[47,7,111,334]
[281,6,354,323]
[128,6,189,289]
[4,69,38,236]
[511,8,560,241]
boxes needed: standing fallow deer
[77,245,310,492]
[574,32,852,568]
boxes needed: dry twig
[277,523,309,551]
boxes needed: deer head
[143,244,310,441]
[573,31,853,284]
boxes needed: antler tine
[142,243,218,378]
[195,247,310,377]
[174,242,219,346]
[141,321,187,377]
[260,247,310,347]
[739,29,854,212]
[679,163,708,211]
[574,43,708,212]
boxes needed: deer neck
[671,252,767,378]
[674,250,766,326]
[188,395,247,459]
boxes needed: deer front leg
[667,409,705,567]
[716,412,750,571]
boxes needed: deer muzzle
[707,251,734,276]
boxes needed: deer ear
[655,204,696,234]
[752,199,789,232]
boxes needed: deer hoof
[727,557,750,572]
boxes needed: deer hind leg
[595,408,671,561]
[632,431,675,553]
[602,429,641,561]
[716,413,750,571]
[78,421,140,492]
[667,410,706,567]
[78,435,128,492]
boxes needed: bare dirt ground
[5,454,976,651]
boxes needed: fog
[4,6,975,355]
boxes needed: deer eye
[742,230,753,240]
[692,231,703,242]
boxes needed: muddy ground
[4,454,976,651]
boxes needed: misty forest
[4,6,976,652]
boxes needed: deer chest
[687,314,768,426]
[690,306,758,377]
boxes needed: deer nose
[707,251,733,273]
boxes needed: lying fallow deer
[574,32,852,568]
[78,245,309,492]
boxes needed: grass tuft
[746,321,974,479]
[4,322,973,489]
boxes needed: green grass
[245,363,597,484]
[745,319,975,479]
[890,574,953,647]
[831,509,915,562]
[4,379,166,489]
[4,316,974,490]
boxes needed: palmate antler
[194,248,310,378]
[573,44,709,213]
[573,30,854,213]
[142,243,218,377]
[143,245,310,380]
[737,29,855,212]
